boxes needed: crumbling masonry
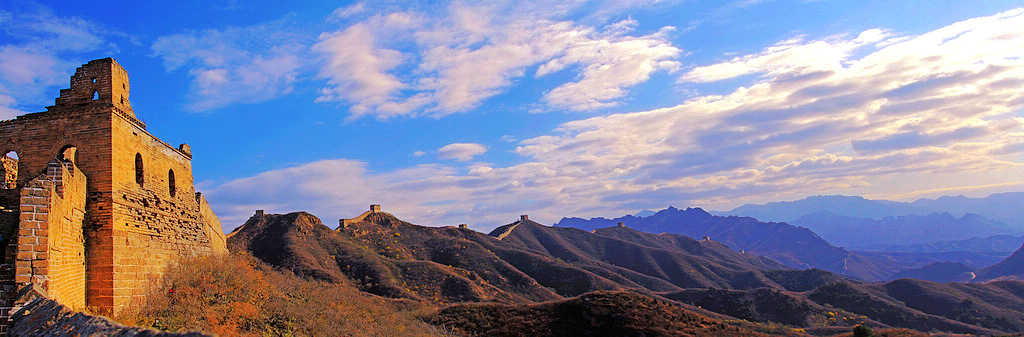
[0,58,227,329]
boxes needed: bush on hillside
[115,253,444,337]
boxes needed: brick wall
[13,161,87,309]
[0,58,226,318]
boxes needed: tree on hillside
[853,325,875,337]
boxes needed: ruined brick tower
[0,58,227,320]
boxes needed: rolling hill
[226,209,1024,335]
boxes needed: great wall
[0,58,227,334]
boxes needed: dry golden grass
[115,253,449,337]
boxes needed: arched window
[92,90,99,100]
[135,153,144,186]
[58,145,77,165]
[1,151,17,189]
[168,169,176,197]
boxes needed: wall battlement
[0,58,227,332]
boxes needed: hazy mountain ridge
[865,234,1024,254]
[790,211,1022,250]
[720,192,1024,227]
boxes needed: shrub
[116,253,444,336]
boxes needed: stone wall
[0,57,226,318]
[13,161,88,309]
[197,193,226,254]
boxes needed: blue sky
[1,0,1021,231]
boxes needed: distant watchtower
[339,204,386,229]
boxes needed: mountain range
[789,211,1022,250]
[554,207,1004,280]
[720,192,1024,227]
[226,209,1024,335]
[865,235,1024,254]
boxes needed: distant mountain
[976,243,1024,282]
[722,195,922,223]
[889,262,977,283]
[720,192,1024,227]
[556,207,859,274]
[633,209,657,218]
[556,207,977,281]
[790,211,1022,250]
[866,235,1024,253]
[909,193,1024,227]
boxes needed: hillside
[889,262,976,283]
[976,243,1024,281]
[661,276,1024,335]
[225,209,1024,335]
[228,211,560,304]
[227,211,787,303]
[791,211,1021,250]
[427,291,784,337]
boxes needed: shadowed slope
[427,291,781,337]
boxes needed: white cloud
[208,9,1024,231]
[312,1,682,118]
[151,20,304,112]
[330,2,367,20]
[437,143,487,161]
[312,22,412,119]
[0,5,115,118]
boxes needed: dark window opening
[135,153,144,186]
[58,146,77,165]
[168,169,176,197]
